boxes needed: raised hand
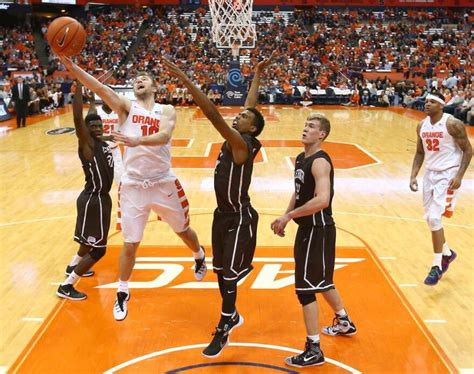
[256,51,277,72]
[161,58,188,81]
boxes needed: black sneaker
[202,312,244,358]
[194,246,207,281]
[56,284,87,301]
[285,338,325,368]
[322,315,357,336]
[113,291,130,321]
[65,265,94,277]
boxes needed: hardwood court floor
[0,106,473,373]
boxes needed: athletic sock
[193,246,205,260]
[62,271,80,286]
[432,253,442,269]
[336,308,347,318]
[307,334,320,344]
[442,243,452,256]
[118,279,129,294]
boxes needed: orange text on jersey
[422,132,444,139]
[132,115,161,127]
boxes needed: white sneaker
[113,291,130,321]
[322,315,357,336]
[194,247,207,281]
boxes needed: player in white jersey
[57,56,208,321]
[410,92,472,286]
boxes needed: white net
[209,0,256,49]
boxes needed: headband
[425,94,445,105]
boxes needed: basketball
[47,17,86,57]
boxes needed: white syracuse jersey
[97,106,120,148]
[120,102,172,181]
[420,113,462,172]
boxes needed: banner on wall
[223,60,247,106]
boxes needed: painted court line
[135,257,365,263]
[103,342,362,374]
[22,318,45,322]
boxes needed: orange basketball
[47,17,86,57]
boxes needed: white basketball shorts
[120,174,190,243]
[423,167,460,220]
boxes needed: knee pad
[426,216,442,231]
[89,246,106,261]
[297,293,316,306]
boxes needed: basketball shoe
[322,315,357,336]
[194,246,207,281]
[56,284,87,301]
[202,312,244,358]
[424,266,442,285]
[441,250,457,273]
[285,338,325,368]
[113,291,131,321]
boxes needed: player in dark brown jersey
[271,113,356,368]
[57,82,114,301]
[163,53,274,358]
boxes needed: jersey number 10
[141,125,160,136]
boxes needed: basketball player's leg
[320,225,356,336]
[423,170,457,284]
[154,177,207,279]
[203,211,244,358]
[114,185,149,320]
[285,226,325,368]
[58,194,110,300]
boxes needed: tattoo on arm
[448,118,473,178]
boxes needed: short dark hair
[431,91,445,102]
[246,107,265,137]
[85,113,102,126]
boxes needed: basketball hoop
[209,0,256,49]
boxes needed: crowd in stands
[0,6,473,124]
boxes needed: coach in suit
[11,77,30,128]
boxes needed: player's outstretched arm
[410,122,425,192]
[244,52,275,109]
[73,82,94,159]
[162,58,248,163]
[57,55,130,118]
[84,88,97,116]
[447,117,473,189]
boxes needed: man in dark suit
[11,77,30,128]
